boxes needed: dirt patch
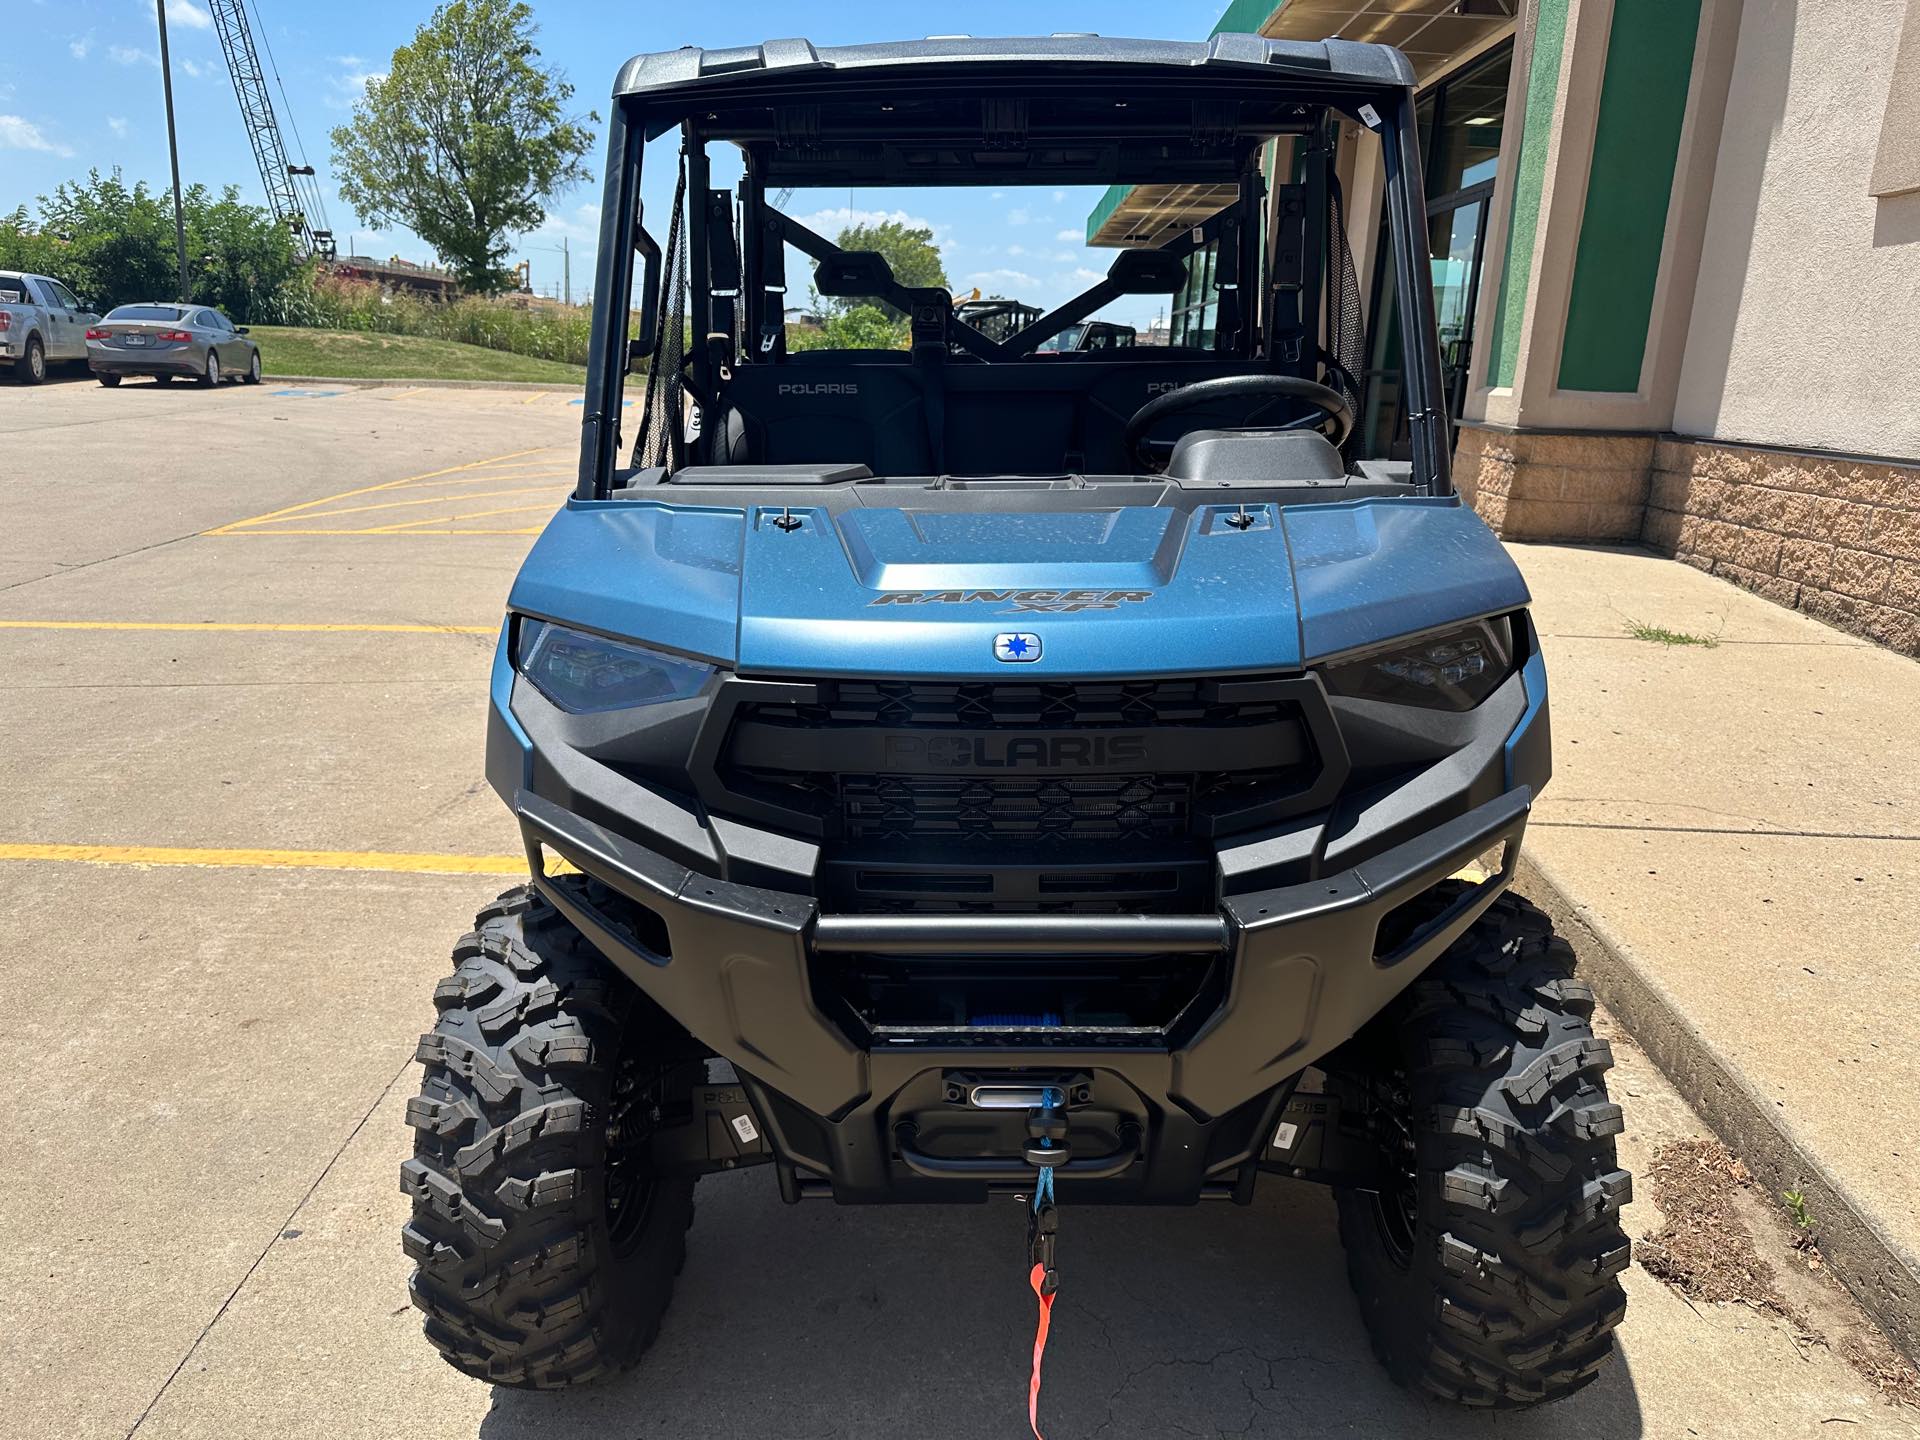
[1639,1137,1920,1411]
[1637,1138,1797,1316]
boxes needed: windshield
[107,305,186,321]
[584,61,1448,494]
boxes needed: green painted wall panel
[1484,0,1570,389]
[1210,0,1283,36]
[1557,0,1703,392]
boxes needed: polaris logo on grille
[776,382,858,395]
[882,734,1150,769]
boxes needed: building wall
[1643,440,1920,655]
[1672,0,1920,459]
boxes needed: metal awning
[1086,0,1514,246]
[1262,0,1514,81]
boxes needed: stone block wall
[1454,422,1920,656]
[1455,426,1654,541]
[1643,440,1920,655]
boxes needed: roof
[612,33,1416,99]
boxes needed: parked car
[86,303,262,388]
[0,271,100,384]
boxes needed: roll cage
[577,36,1450,498]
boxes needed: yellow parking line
[0,620,496,634]
[366,503,557,533]
[215,528,546,538]
[205,445,564,534]
[235,484,562,527]
[0,843,527,875]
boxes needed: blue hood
[507,494,1529,678]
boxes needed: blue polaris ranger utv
[403,34,1631,1413]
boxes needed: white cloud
[107,116,130,137]
[1005,243,1027,257]
[1068,267,1105,286]
[110,44,157,67]
[1007,208,1031,226]
[1052,190,1067,203]
[180,57,212,79]
[69,33,94,60]
[966,268,1038,291]
[0,114,74,157]
[162,0,213,31]
[327,55,387,109]
[1054,228,1082,244]
[790,206,954,252]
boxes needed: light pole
[155,0,189,300]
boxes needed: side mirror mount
[236,325,250,335]
[1106,248,1189,295]
[813,251,896,299]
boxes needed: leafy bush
[0,170,297,321]
[787,304,909,352]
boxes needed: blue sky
[4,0,1233,327]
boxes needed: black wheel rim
[1369,1069,1421,1268]
[603,1041,670,1253]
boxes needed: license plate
[123,334,146,345]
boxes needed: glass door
[1428,185,1492,421]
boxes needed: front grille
[715,676,1327,912]
[841,774,1189,847]
[785,678,1283,731]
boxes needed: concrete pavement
[1,380,1915,1436]
[1512,542,1920,1364]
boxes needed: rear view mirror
[1106,248,1188,295]
[236,325,250,335]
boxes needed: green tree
[0,172,298,320]
[25,171,180,309]
[329,0,595,292]
[184,186,300,321]
[820,220,949,315]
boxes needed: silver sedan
[87,303,262,387]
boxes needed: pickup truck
[0,271,100,384]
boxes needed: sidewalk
[1509,542,1920,1359]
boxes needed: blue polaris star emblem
[994,632,1042,663]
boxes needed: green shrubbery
[0,171,299,322]
[262,268,595,366]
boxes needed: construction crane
[208,0,334,260]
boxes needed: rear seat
[715,355,933,473]
[715,354,1312,476]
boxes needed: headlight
[1319,618,1513,711]
[514,619,715,713]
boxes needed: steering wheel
[1122,374,1354,473]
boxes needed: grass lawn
[249,326,586,384]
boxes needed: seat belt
[756,216,787,360]
[704,189,740,383]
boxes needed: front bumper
[516,780,1531,1203]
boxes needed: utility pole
[563,236,571,307]
[155,0,190,300]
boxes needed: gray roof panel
[612,34,1416,100]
